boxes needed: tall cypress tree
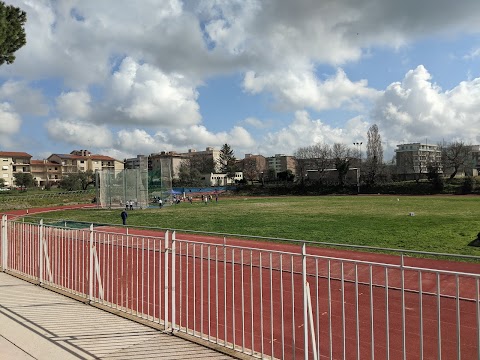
[365,124,384,186]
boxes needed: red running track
[2,207,480,359]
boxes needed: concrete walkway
[0,272,235,360]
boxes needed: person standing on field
[121,209,128,225]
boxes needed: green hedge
[234,178,480,196]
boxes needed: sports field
[3,198,480,359]
[25,195,480,257]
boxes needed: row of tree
[175,144,237,186]
[294,125,384,186]
[0,171,96,191]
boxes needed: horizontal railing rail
[1,214,479,360]
[15,214,480,262]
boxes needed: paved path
[0,272,235,360]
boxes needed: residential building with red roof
[0,151,32,187]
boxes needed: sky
[1,0,480,162]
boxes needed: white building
[395,143,442,179]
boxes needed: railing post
[89,223,94,302]
[171,231,176,331]
[39,219,44,284]
[306,281,318,360]
[302,243,308,360]
[164,230,169,330]
[1,214,7,271]
[401,253,406,360]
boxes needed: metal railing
[1,214,479,359]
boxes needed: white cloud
[228,126,256,148]
[258,110,369,156]
[46,119,113,148]
[464,48,480,60]
[115,129,167,155]
[242,117,271,129]
[5,0,480,87]
[56,91,91,120]
[103,57,201,127]
[0,103,21,135]
[244,67,379,111]
[96,124,256,159]
[0,81,48,115]
[1,1,480,159]
[164,124,255,150]
[372,65,480,145]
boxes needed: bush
[431,176,444,193]
[461,177,475,194]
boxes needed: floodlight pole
[353,142,363,163]
[356,167,360,194]
[353,142,363,194]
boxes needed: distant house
[48,150,124,176]
[150,151,187,179]
[395,143,442,180]
[205,172,243,186]
[238,154,268,182]
[267,154,296,180]
[0,151,32,187]
[30,160,62,187]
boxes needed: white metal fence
[1,214,479,360]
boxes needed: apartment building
[124,155,151,171]
[469,145,480,176]
[0,151,32,187]
[150,151,187,179]
[30,160,62,187]
[238,154,268,181]
[267,154,296,179]
[180,147,221,173]
[395,143,442,179]
[48,150,124,175]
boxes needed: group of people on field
[122,192,220,225]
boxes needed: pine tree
[218,144,237,179]
[0,2,27,65]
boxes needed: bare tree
[294,143,332,183]
[311,143,332,176]
[440,141,470,179]
[365,124,384,185]
[242,156,260,184]
[332,143,351,186]
[189,155,215,174]
[294,147,309,184]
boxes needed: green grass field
[0,189,95,209]
[28,195,480,257]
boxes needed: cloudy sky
[1,0,480,162]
